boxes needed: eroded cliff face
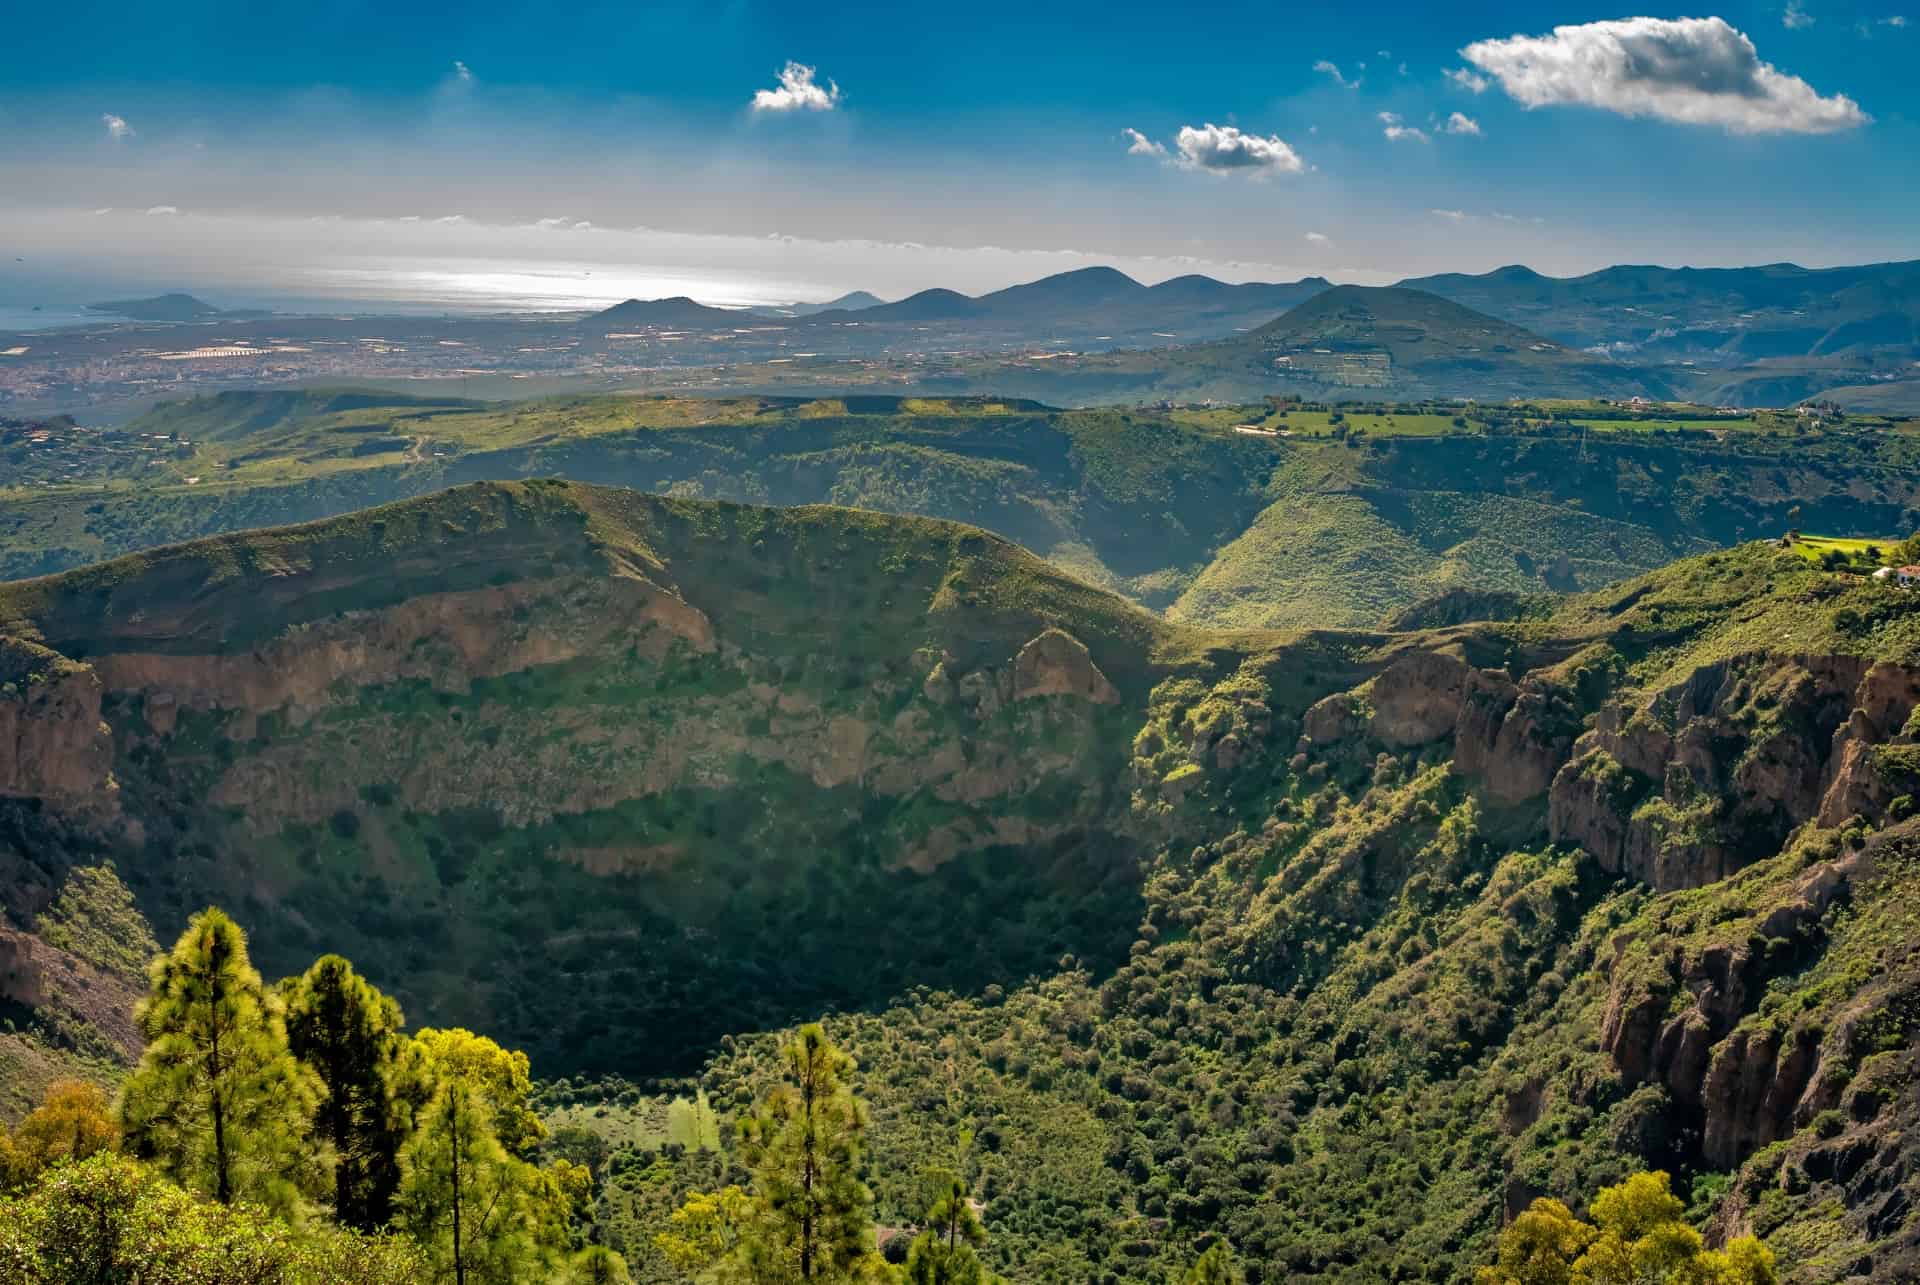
[0,638,114,813]
[1548,654,1920,892]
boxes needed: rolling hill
[584,296,753,328]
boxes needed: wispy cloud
[1380,112,1429,142]
[1313,59,1358,89]
[1121,127,1166,157]
[1430,208,1543,226]
[453,59,474,82]
[751,62,841,113]
[1305,231,1331,243]
[102,113,133,140]
[145,205,179,216]
[1447,67,1490,93]
[1462,16,1867,134]
[1784,0,1815,27]
[1442,111,1482,136]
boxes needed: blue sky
[0,1,1914,307]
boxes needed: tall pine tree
[283,953,410,1230]
[738,1023,878,1282]
[118,907,322,1212]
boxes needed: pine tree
[738,1023,878,1283]
[396,1030,584,1285]
[117,907,322,1212]
[1182,1243,1244,1285]
[903,1177,996,1285]
[283,953,410,1230]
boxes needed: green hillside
[8,388,1920,636]
[6,488,1920,1280]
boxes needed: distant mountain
[585,296,749,328]
[86,292,267,322]
[807,267,1331,338]
[831,287,986,323]
[747,291,887,319]
[1399,259,1920,362]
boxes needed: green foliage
[902,1177,998,1285]
[0,1152,424,1284]
[396,1026,588,1284]
[118,907,323,1212]
[282,954,412,1230]
[738,1024,880,1282]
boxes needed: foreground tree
[283,954,411,1230]
[661,1025,889,1283]
[1477,1172,1778,1285]
[0,1151,422,1284]
[397,1028,598,1285]
[0,1079,119,1190]
[740,1024,879,1282]
[903,1177,996,1285]
[117,907,323,1212]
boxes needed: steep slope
[0,481,1236,1076]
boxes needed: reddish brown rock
[1011,629,1119,705]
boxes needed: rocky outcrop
[91,573,714,731]
[1011,629,1118,705]
[1600,852,1861,1169]
[1549,653,1920,891]
[0,929,45,1007]
[0,638,114,811]
[1299,645,1591,807]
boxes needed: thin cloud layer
[751,62,840,113]
[1462,16,1868,134]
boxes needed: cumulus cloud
[1314,59,1358,88]
[1380,111,1429,142]
[102,113,133,140]
[1172,123,1305,175]
[751,62,840,113]
[145,205,179,216]
[1461,16,1868,134]
[1783,0,1814,27]
[1447,67,1490,93]
[1442,111,1482,135]
[1122,127,1167,157]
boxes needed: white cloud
[1447,67,1490,93]
[90,207,113,216]
[751,61,840,113]
[1431,208,1544,226]
[1442,111,1482,135]
[1313,59,1358,89]
[1305,231,1331,243]
[1461,16,1868,134]
[1884,14,1909,25]
[1122,127,1166,157]
[1783,0,1814,27]
[1380,112,1429,142]
[1172,123,1305,175]
[1430,208,1469,222]
[101,113,133,140]
[145,205,179,216]
[453,59,473,82]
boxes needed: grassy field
[1785,533,1898,564]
